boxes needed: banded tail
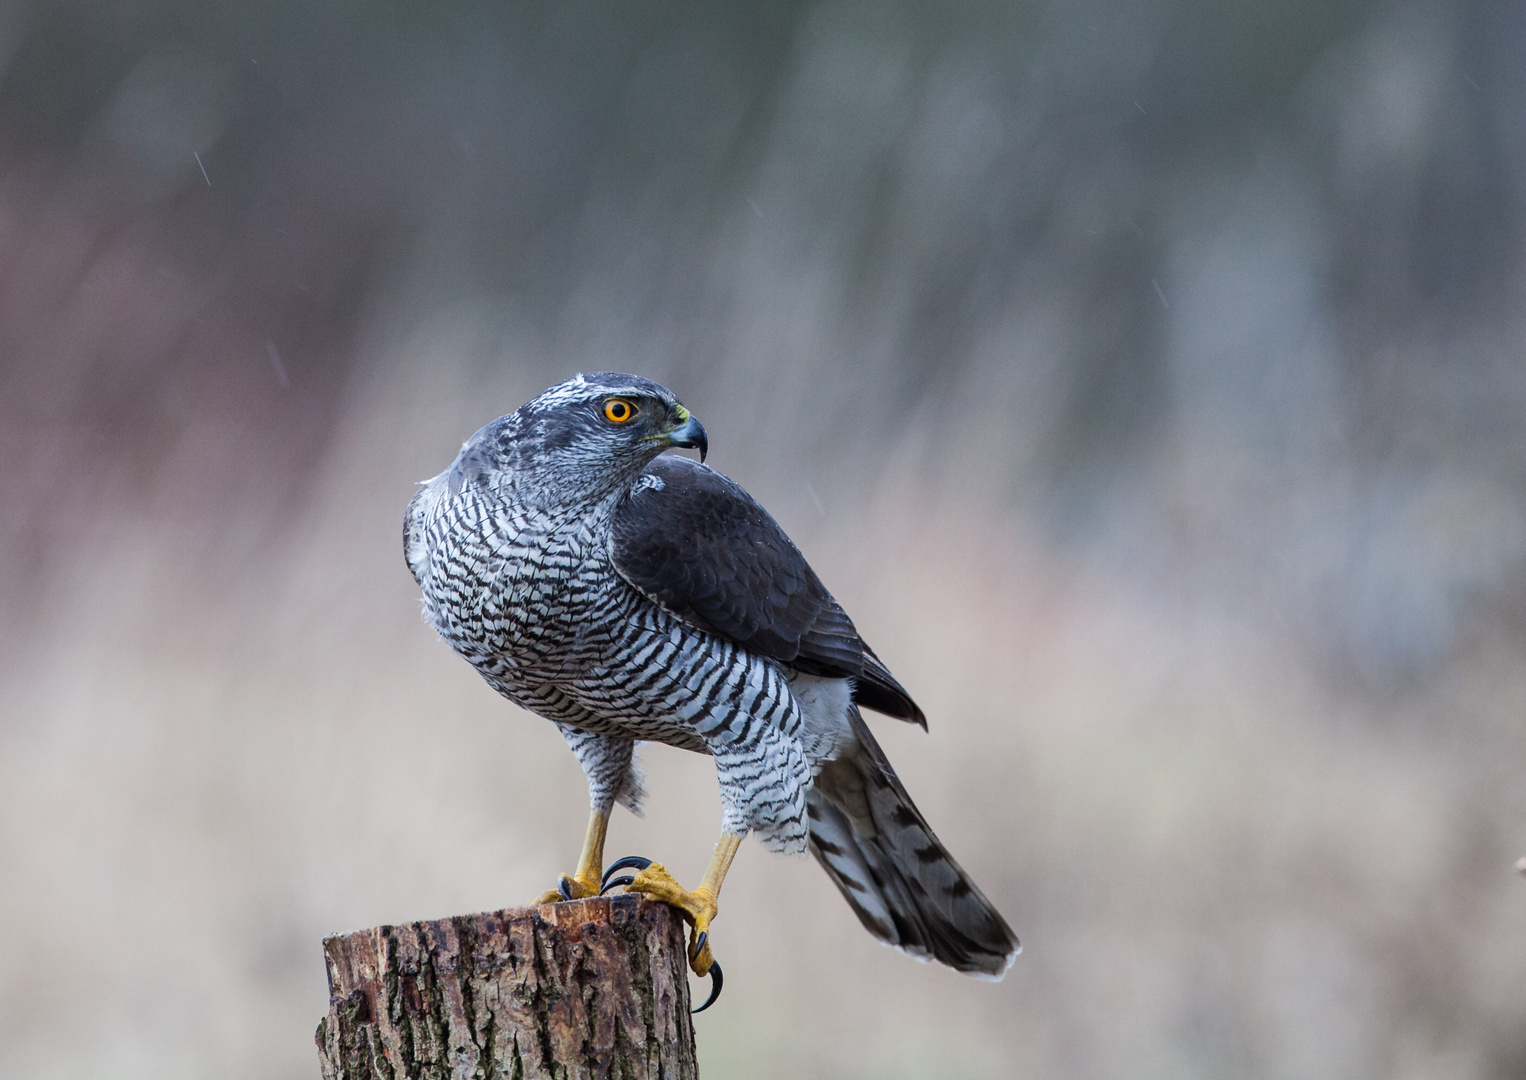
[806,710,1019,978]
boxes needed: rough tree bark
[316,895,699,1080]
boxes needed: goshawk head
[450,372,707,499]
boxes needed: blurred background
[1,0,1524,1076]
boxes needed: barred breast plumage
[406,372,1018,981]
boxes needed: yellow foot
[623,862,718,976]
[532,871,601,906]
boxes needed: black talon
[600,875,635,895]
[693,960,723,1013]
[601,856,652,890]
[689,931,722,1012]
[556,876,575,902]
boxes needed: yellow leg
[534,809,609,905]
[623,832,742,975]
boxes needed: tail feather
[807,710,1019,978]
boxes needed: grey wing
[608,455,925,726]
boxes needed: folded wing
[609,455,925,726]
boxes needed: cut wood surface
[316,895,698,1080]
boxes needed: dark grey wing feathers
[609,456,925,726]
[854,646,923,723]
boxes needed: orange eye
[603,398,638,423]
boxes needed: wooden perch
[316,895,699,1080]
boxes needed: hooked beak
[662,407,708,462]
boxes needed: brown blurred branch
[316,896,698,1080]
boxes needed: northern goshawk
[405,373,1017,1004]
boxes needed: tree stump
[316,895,699,1080]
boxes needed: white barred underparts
[406,372,1018,977]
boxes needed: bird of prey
[405,373,1018,1006]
